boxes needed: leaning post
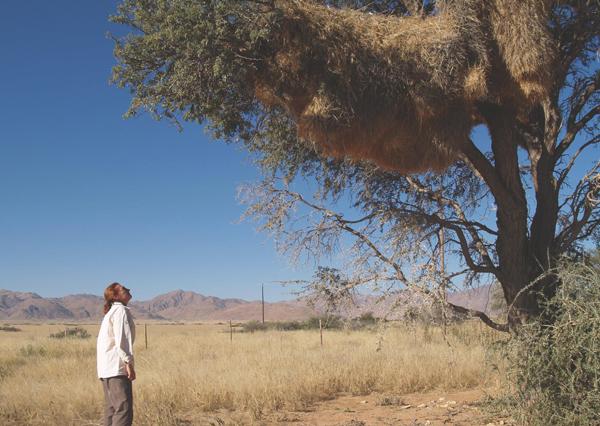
[319,319,323,347]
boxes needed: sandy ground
[186,388,512,425]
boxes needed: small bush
[503,263,600,425]
[241,316,346,333]
[376,394,404,406]
[357,312,377,324]
[274,321,303,331]
[49,327,91,339]
[343,421,366,426]
[241,320,269,333]
[0,325,21,332]
[19,344,47,358]
[305,315,344,330]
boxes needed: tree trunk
[528,102,561,303]
[482,104,540,328]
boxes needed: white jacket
[97,302,136,378]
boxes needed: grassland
[0,321,504,425]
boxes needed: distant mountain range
[0,289,316,322]
[0,286,496,322]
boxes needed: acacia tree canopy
[111,0,600,330]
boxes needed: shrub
[19,344,47,358]
[274,321,303,331]
[503,263,600,425]
[375,394,404,406]
[357,312,377,324]
[49,327,91,339]
[241,321,269,333]
[0,325,21,332]
[241,316,346,333]
[305,315,344,330]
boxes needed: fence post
[144,324,148,349]
[261,284,265,324]
[230,320,233,342]
[319,319,323,347]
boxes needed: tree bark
[481,104,539,328]
[527,102,561,303]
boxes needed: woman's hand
[126,363,136,381]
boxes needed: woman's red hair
[103,282,122,315]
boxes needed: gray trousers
[101,376,133,426]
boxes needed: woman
[97,282,136,426]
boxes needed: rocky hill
[0,285,497,322]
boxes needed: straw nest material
[251,0,556,173]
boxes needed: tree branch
[278,189,409,282]
[557,135,600,189]
[446,302,509,333]
[405,176,498,272]
[555,164,600,251]
[461,139,515,208]
[556,72,600,158]
[422,213,498,276]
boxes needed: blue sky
[0,1,312,301]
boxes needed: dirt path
[191,388,511,425]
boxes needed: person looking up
[97,282,136,426]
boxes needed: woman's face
[116,285,132,305]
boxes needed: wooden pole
[261,284,265,324]
[319,319,323,347]
[439,206,448,341]
[440,226,445,283]
[230,320,233,342]
[144,323,148,349]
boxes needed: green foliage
[503,263,600,425]
[49,327,91,339]
[110,0,331,183]
[111,0,277,139]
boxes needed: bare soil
[188,388,512,425]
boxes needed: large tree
[111,0,599,330]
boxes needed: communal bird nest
[250,0,556,173]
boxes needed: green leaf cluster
[111,0,279,140]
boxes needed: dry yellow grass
[0,321,503,425]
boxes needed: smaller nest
[295,90,470,173]
[489,0,556,102]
